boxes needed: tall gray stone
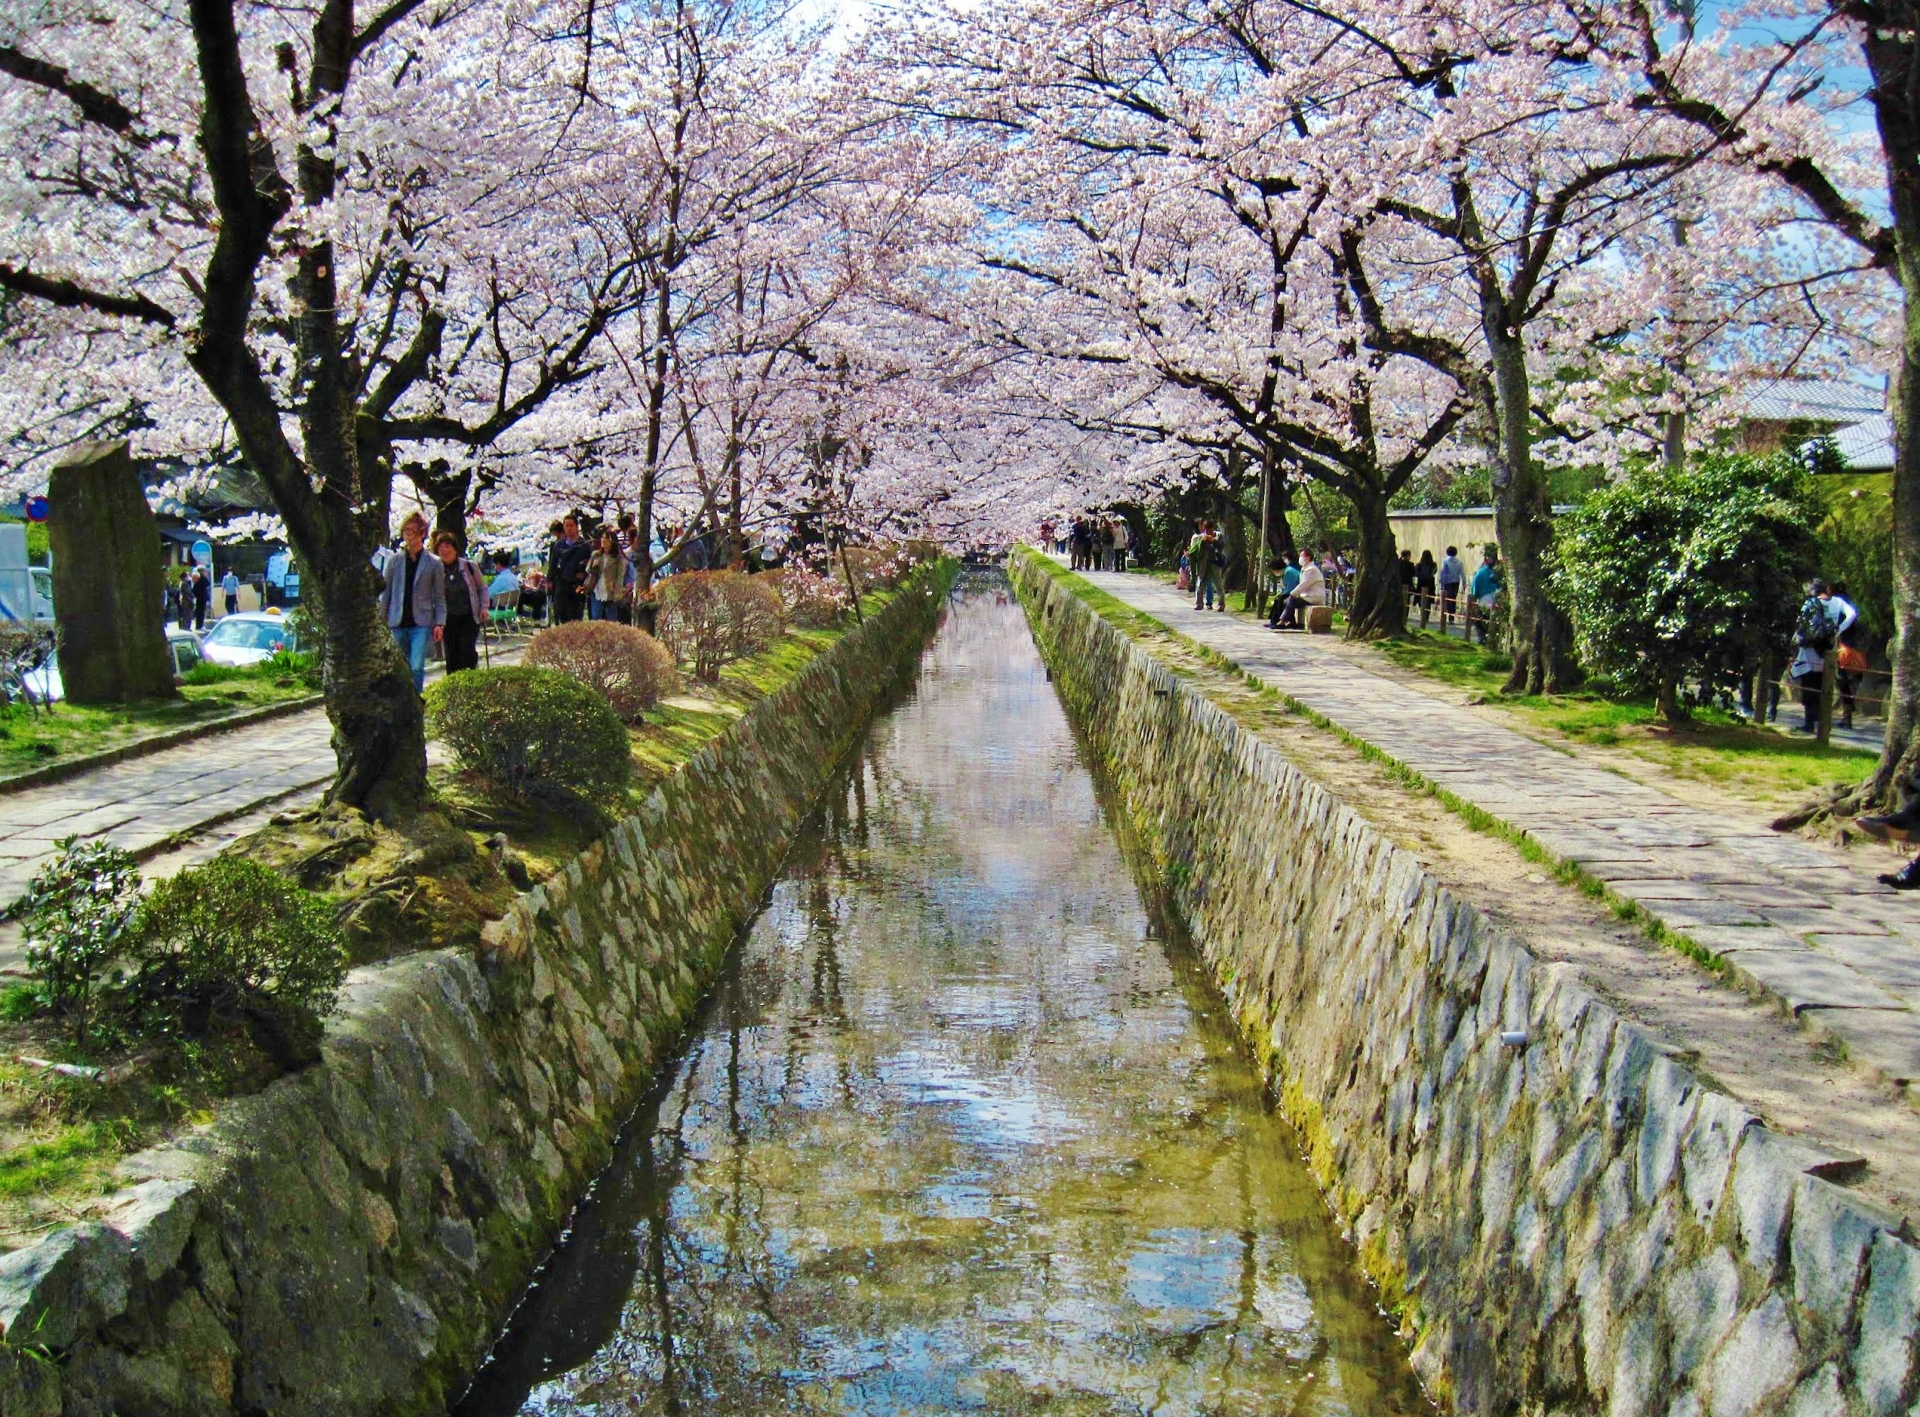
[47,440,175,704]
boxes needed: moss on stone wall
[0,562,956,1417]
[1010,547,1920,1417]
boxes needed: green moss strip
[1014,548,1729,976]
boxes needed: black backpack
[1794,597,1833,653]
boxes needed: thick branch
[0,44,151,143]
[0,262,177,327]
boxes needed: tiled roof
[1831,414,1896,472]
[1738,377,1885,423]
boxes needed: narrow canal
[459,579,1426,1416]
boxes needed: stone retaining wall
[0,565,953,1417]
[1010,551,1920,1417]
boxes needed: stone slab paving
[1077,565,1920,1096]
[0,637,527,909]
[0,711,336,905]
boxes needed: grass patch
[0,1029,271,1247]
[1375,627,1874,807]
[0,663,316,780]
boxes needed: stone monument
[48,441,176,703]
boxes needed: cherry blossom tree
[0,0,649,815]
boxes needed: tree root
[1771,780,1856,833]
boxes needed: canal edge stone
[1007,549,1920,1417]
[0,562,956,1417]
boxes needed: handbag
[1837,644,1868,674]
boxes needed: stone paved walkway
[1077,566,1920,1096]
[0,638,526,911]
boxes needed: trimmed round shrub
[765,566,849,628]
[524,620,678,719]
[655,570,784,681]
[427,665,632,800]
[135,857,348,1065]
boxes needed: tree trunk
[1864,11,1920,809]
[1656,672,1685,723]
[311,501,428,820]
[1344,483,1407,639]
[1486,328,1580,693]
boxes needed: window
[201,620,295,653]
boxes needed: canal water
[458,579,1426,1417]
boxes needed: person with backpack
[1789,579,1847,733]
[1188,521,1225,611]
[1469,548,1503,644]
[1828,582,1864,729]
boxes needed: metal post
[1253,442,1273,616]
[1818,654,1836,746]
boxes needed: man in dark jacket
[547,514,590,623]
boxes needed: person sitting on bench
[1269,550,1326,630]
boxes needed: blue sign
[191,538,213,569]
[23,497,48,523]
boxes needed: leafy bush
[10,838,143,1047]
[655,570,784,681]
[524,621,677,719]
[264,647,322,689]
[135,858,346,1066]
[765,566,850,628]
[1549,453,1821,718]
[427,665,632,800]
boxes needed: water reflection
[459,580,1427,1417]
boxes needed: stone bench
[1304,605,1334,634]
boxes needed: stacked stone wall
[1010,551,1920,1417]
[0,565,954,1417]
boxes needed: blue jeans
[589,596,618,621]
[392,626,431,692]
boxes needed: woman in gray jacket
[379,512,446,692]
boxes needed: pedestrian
[1829,581,1864,729]
[1469,547,1502,645]
[1070,518,1092,571]
[586,527,630,622]
[1189,521,1224,611]
[433,532,488,674]
[1176,544,1192,591]
[546,514,591,624]
[176,569,194,631]
[1398,549,1417,616]
[220,566,240,619]
[1414,550,1437,631]
[1788,578,1842,734]
[379,511,446,693]
[1437,545,1465,633]
[1112,517,1130,571]
[1269,549,1326,630]
[189,565,210,631]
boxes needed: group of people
[377,512,494,692]
[543,513,655,625]
[1045,516,1132,572]
[1182,521,1230,610]
[1787,579,1866,733]
[164,563,243,631]
[1395,545,1503,640]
